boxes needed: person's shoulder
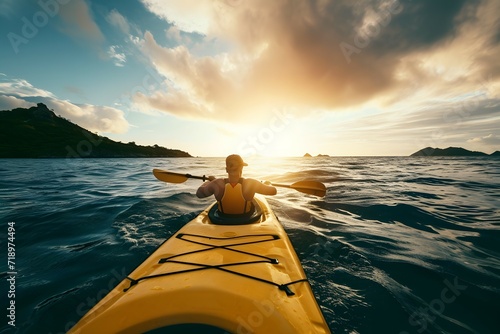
[212,178,225,184]
[242,178,261,186]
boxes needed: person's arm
[247,179,277,196]
[196,177,220,198]
[260,181,277,195]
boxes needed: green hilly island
[0,103,191,158]
[411,147,499,157]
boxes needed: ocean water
[0,157,499,334]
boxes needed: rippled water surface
[0,157,499,333]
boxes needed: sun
[235,129,307,158]
[262,131,304,157]
[216,118,314,158]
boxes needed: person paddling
[196,154,277,214]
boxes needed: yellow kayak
[69,195,331,333]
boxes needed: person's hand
[207,175,216,181]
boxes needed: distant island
[303,153,330,157]
[411,147,500,157]
[0,103,191,158]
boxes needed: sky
[1,0,499,157]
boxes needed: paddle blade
[289,181,327,197]
[152,169,189,184]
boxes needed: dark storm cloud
[372,0,477,52]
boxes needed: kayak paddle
[269,181,326,197]
[152,169,327,197]
[152,169,209,183]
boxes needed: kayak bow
[69,196,330,333]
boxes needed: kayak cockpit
[145,323,229,333]
[208,200,262,225]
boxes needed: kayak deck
[69,196,331,334]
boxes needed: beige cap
[226,154,248,168]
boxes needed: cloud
[132,0,500,129]
[0,76,129,134]
[334,97,500,153]
[107,9,130,34]
[135,31,244,120]
[0,78,55,98]
[165,25,192,45]
[0,95,33,110]
[0,0,14,18]
[108,45,127,67]
[58,0,105,45]
[140,0,212,34]
[468,134,500,145]
[44,98,129,133]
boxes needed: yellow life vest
[217,179,253,214]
